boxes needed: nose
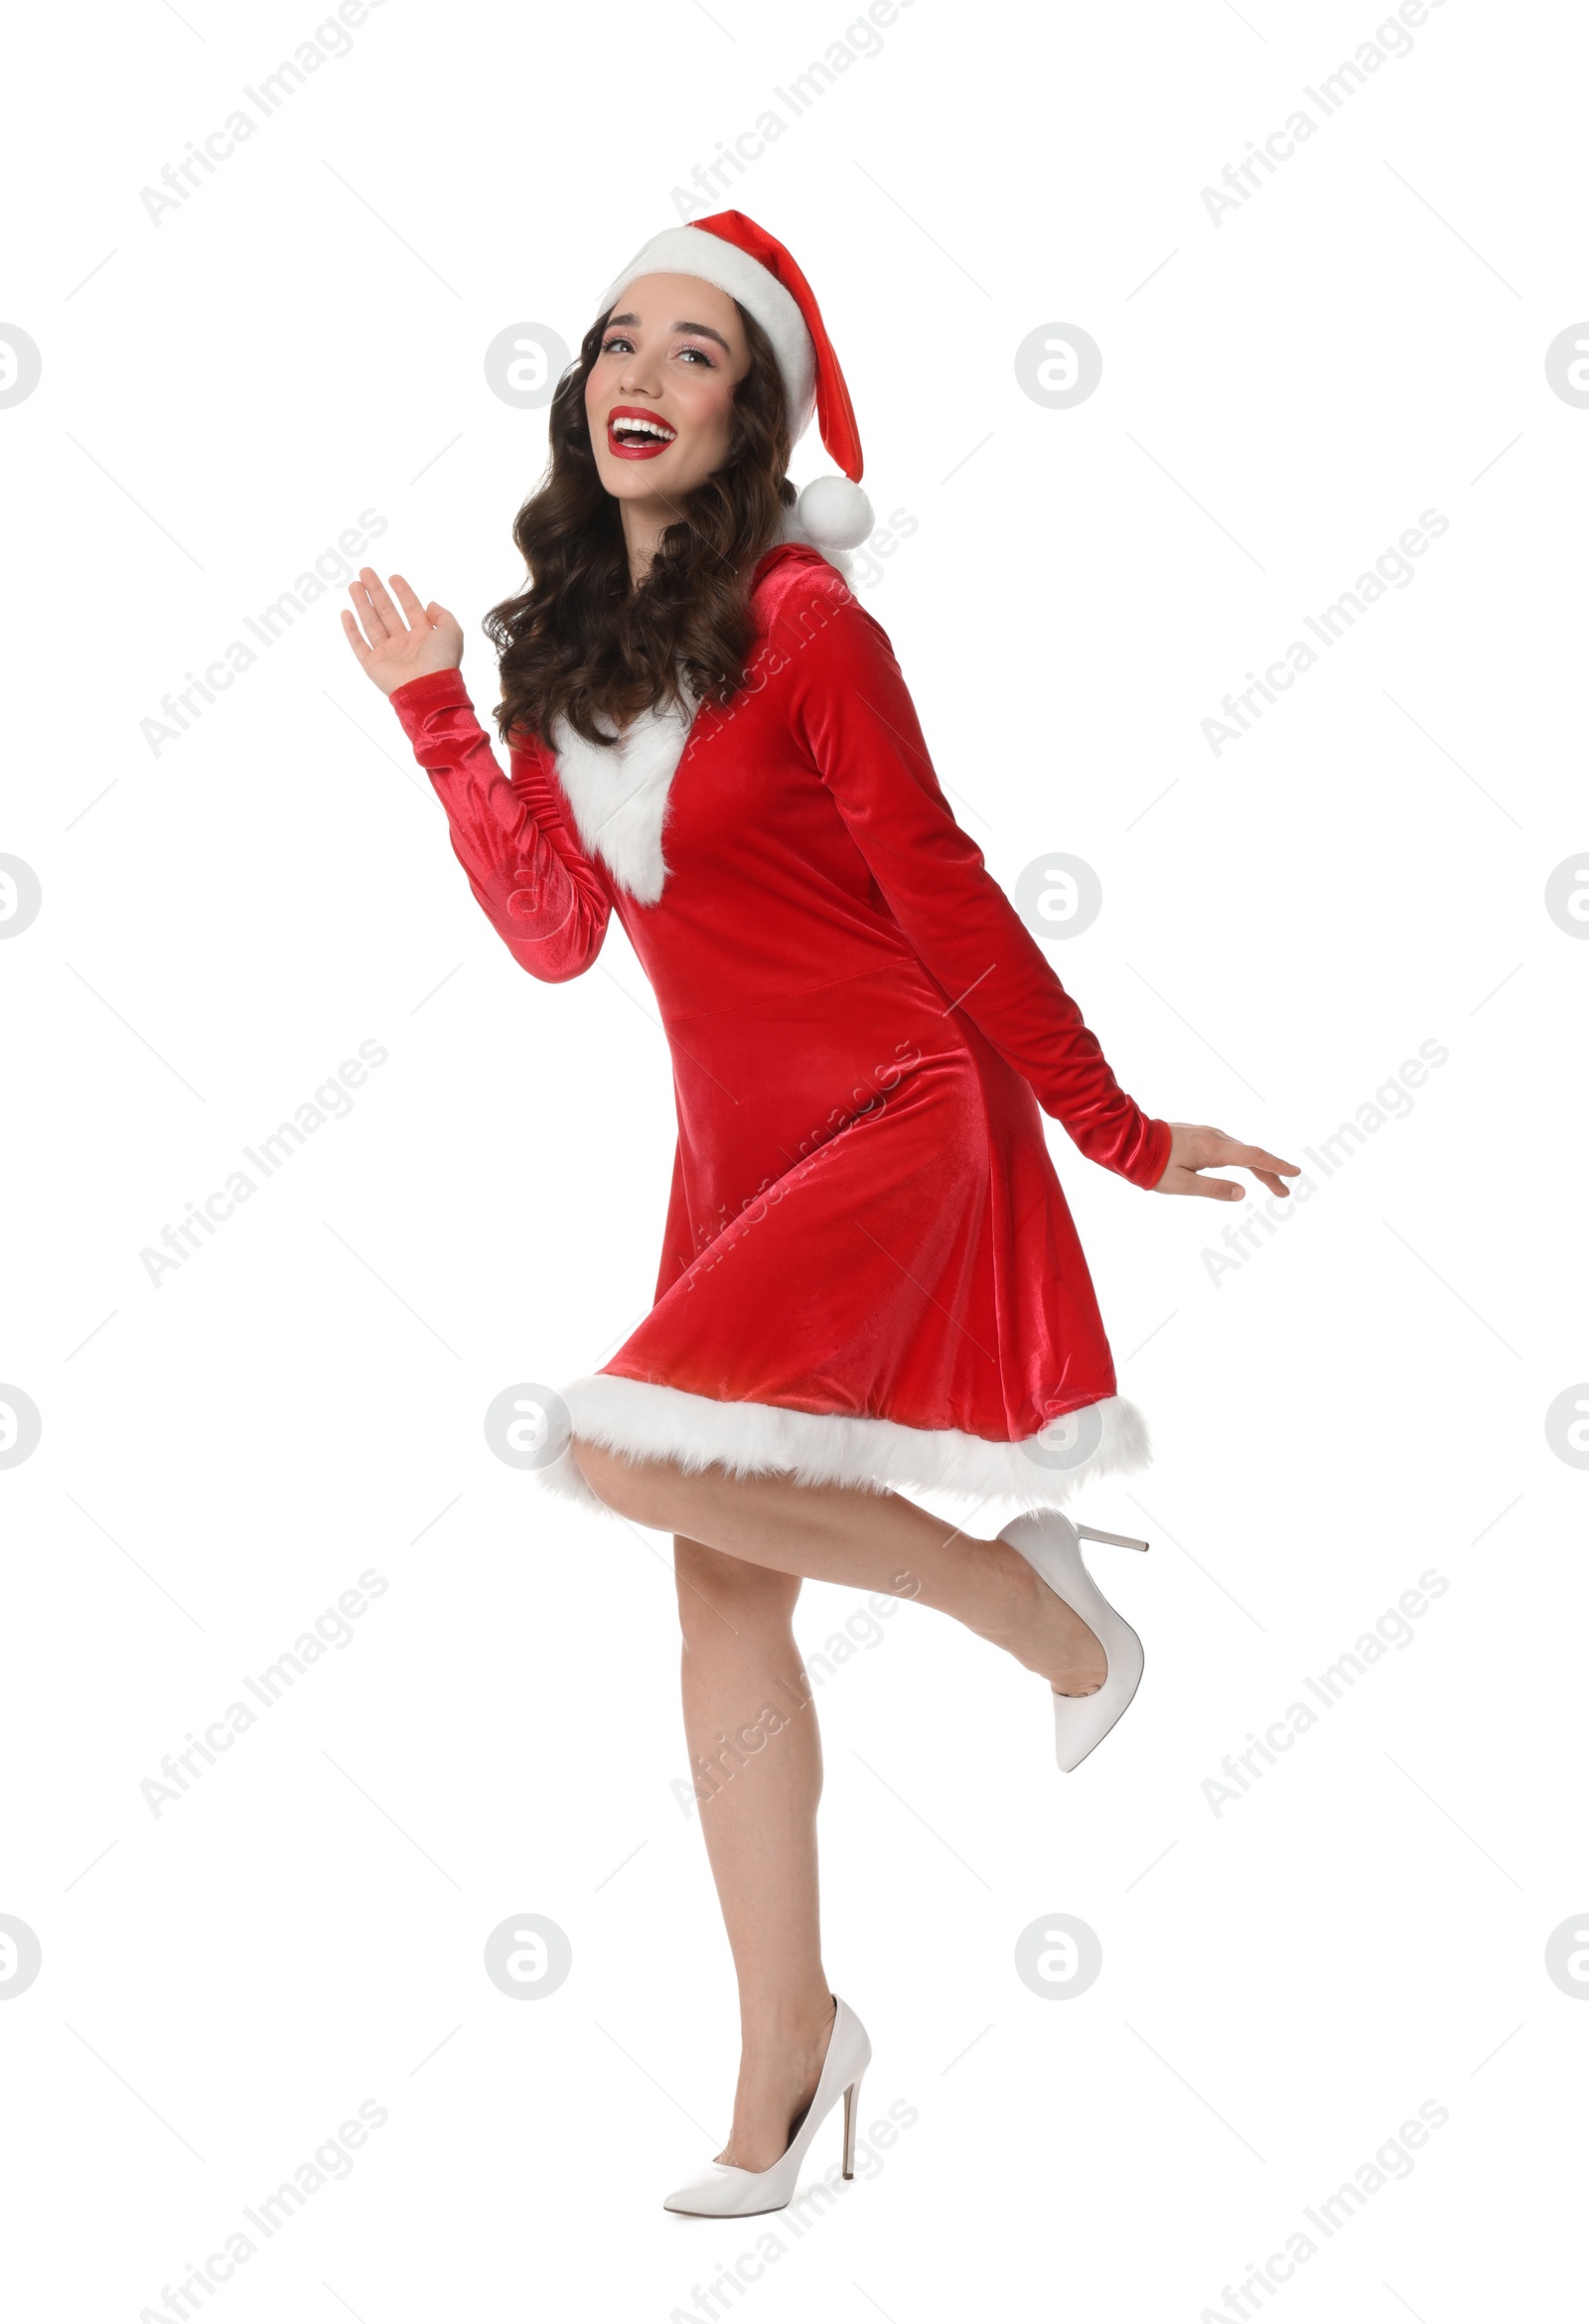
[618,351,661,396]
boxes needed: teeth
[612,415,674,440]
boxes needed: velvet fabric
[388,543,1172,1499]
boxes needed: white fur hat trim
[598,226,817,441]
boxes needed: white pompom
[795,475,874,553]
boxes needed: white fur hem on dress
[535,1374,1153,1519]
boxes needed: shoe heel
[841,2075,863,2178]
[1001,1514,1148,1773]
[1075,1524,1149,1552]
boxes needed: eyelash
[600,335,715,367]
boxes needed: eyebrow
[606,311,731,353]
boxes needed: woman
[343,211,1297,2218]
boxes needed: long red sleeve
[778,585,1172,1191]
[388,666,612,982]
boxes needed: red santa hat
[596,210,875,554]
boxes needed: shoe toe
[662,2166,746,2216]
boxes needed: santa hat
[596,211,874,555]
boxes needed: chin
[598,459,669,498]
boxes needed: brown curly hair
[484,302,794,753]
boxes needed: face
[583,272,752,508]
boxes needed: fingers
[349,565,404,645]
[1185,1163,1293,1201]
[1227,1143,1300,1202]
[339,609,370,662]
[1232,1142,1300,1178]
[1159,1125,1303,1201]
[1163,1161,1285,1201]
[1192,1173,1243,1201]
[1158,1166,1241,1200]
[1178,1128,1302,1194]
[387,573,432,630]
[345,577,385,650]
[1198,1131,1298,1174]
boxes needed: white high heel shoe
[1001,1513,1150,1771]
[662,1995,872,2218]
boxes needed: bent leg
[573,1439,1106,1696]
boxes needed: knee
[571,1435,655,1522]
[674,1533,799,1644]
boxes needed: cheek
[585,358,624,418]
[686,380,738,446]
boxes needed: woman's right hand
[342,567,465,696]
[1152,1121,1299,1201]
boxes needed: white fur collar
[547,524,844,906]
[548,693,694,907]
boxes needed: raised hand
[341,567,465,696]
[1153,1122,1300,1202]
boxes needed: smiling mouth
[607,408,678,460]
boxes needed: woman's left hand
[342,568,464,696]
[1152,1122,1300,1201]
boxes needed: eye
[676,344,716,366]
[600,334,634,356]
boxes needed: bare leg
[575,1442,1106,2174]
[574,1441,1107,1695]
[673,1535,835,2171]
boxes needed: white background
[2,1,1583,2316]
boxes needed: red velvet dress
[389,543,1172,1515]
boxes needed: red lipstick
[606,404,678,460]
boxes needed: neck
[619,495,675,587]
